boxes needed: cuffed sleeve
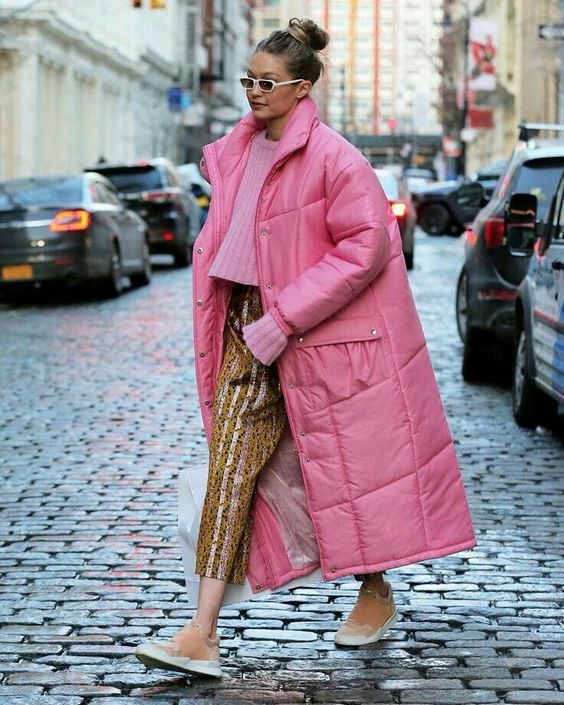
[243,311,289,365]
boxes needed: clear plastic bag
[257,425,319,569]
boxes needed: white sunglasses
[239,77,304,93]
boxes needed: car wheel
[100,242,123,298]
[404,251,414,270]
[418,203,452,236]
[130,241,152,287]
[512,327,550,428]
[174,243,192,268]
[455,267,468,342]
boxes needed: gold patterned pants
[195,284,287,584]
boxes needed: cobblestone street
[0,232,563,705]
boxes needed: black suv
[413,159,506,236]
[454,123,564,381]
[88,158,196,267]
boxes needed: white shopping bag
[177,461,262,607]
[177,462,208,606]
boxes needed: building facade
[0,0,192,179]
[442,0,562,174]
[252,0,443,137]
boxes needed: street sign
[167,87,191,113]
[539,23,564,40]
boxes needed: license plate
[1,264,33,281]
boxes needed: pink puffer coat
[192,96,476,593]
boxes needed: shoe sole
[334,610,399,646]
[134,643,222,678]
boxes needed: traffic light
[132,0,142,7]
[150,0,166,7]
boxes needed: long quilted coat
[192,96,476,596]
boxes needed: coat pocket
[296,329,392,407]
[293,318,382,348]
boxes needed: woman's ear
[297,80,313,99]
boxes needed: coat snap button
[266,284,272,289]
[288,383,295,389]
[305,456,311,462]
[298,336,304,342]
[260,231,267,237]
[300,431,306,436]
[199,351,205,357]
[331,568,336,573]
[204,400,210,406]
[197,247,203,254]
[371,329,377,335]
[255,584,261,590]
[197,299,203,306]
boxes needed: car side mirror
[507,226,536,255]
[506,193,537,256]
[506,192,537,225]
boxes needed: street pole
[459,0,470,177]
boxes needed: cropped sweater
[207,129,289,366]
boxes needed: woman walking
[135,17,476,677]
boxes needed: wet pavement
[0,233,563,705]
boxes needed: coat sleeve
[272,158,394,335]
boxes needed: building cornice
[4,11,142,76]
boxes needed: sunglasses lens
[258,80,274,92]
[241,78,254,89]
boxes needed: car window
[514,158,564,219]
[96,167,164,194]
[98,182,122,206]
[0,177,83,210]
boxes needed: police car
[509,170,564,427]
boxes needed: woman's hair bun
[288,18,329,52]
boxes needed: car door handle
[551,260,563,270]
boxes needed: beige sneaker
[135,620,222,677]
[334,580,398,646]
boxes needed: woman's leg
[361,572,389,598]
[194,575,226,638]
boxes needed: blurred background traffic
[0,0,563,427]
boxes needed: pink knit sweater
[208,129,289,366]
[209,130,277,285]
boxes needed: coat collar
[215,96,320,178]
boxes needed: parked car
[508,180,563,428]
[375,168,416,270]
[0,173,150,298]
[87,158,198,267]
[412,159,506,236]
[177,162,210,229]
[455,122,564,381]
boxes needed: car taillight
[465,228,478,246]
[391,201,408,218]
[483,217,505,248]
[142,189,176,203]
[49,209,91,232]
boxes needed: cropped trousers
[195,284,287,584]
